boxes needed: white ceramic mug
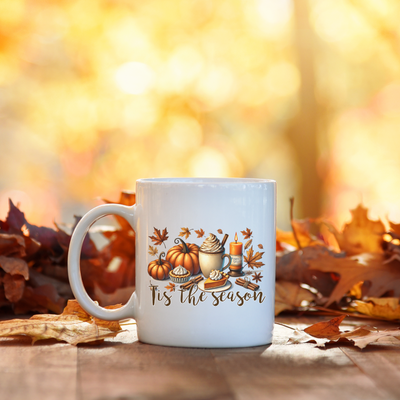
[68,178,276,348]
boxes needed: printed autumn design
[195,229,205,238]
[244,247,265,269]
[148,245,158,256]
[241,228,252,240]
[149,227,169,247]
[178,228,192,240]
[252,272,263,283]
[165,282,176,292]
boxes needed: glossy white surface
[68,178,276,348]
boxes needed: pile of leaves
[0,192,136,315]
[276,199,400,322]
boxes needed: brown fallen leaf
[308,253,400,306]
[0,255,29,279]
[353,297,400,320]
[0,300,124,345]
[293,315,400,349]
[304,315,346,338]
[276,245,340,297]
[275,280,316,316]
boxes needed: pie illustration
[204,271,229,290]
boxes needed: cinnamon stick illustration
[235,278,259,291]
[180,275,203,290]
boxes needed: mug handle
[68,204,136,321]
[221,254,232,271]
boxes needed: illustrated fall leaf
[195,229,205,238]
[178,227,192,240]
[244,247,264,269]
[252,272,263,283]
[241,228,252,240]
[289,315,400,349]
[217,229,223,234]
[148,245,158,256]
[0,300,124,345]
[165,282,176,292]
[244,239,252,250]
[149,227,169,247]
[258,244,264,249]
[275,280,315,316]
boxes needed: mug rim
[137,177,275,185]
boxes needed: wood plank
[0,338,77,400]
[77,325,233,400]
[210,320,389,400]
[342,346,400,400]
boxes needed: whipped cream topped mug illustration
[68,178,276,348]
[199,233,232,278]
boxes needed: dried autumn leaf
[165,282,176,292]
[244,239,252,250]
[308,253,400,306]
[0,300,124,345]
[241,228,252,240]
[3,274,25,302]
[0,233,26,257]
[0,256,29,279]
[295,315,400,349]
[353,297,400,320]
[304,315,346,338]
[275,280,316,316]
[244,247,264,269]
[324,204,385,256]
[195,229,205,238]
[276,245,343,297]
[178,228,192,240]
[149,227,169,247]
[148,245,158,256]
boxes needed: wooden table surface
[1,314,399,400]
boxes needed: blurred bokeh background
[1,0,400,230]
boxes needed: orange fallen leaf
[325,204,385,256]
[304,315,346,338]
[289,315,400,349]
[0,300,124,345]
[353,297,400,320]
